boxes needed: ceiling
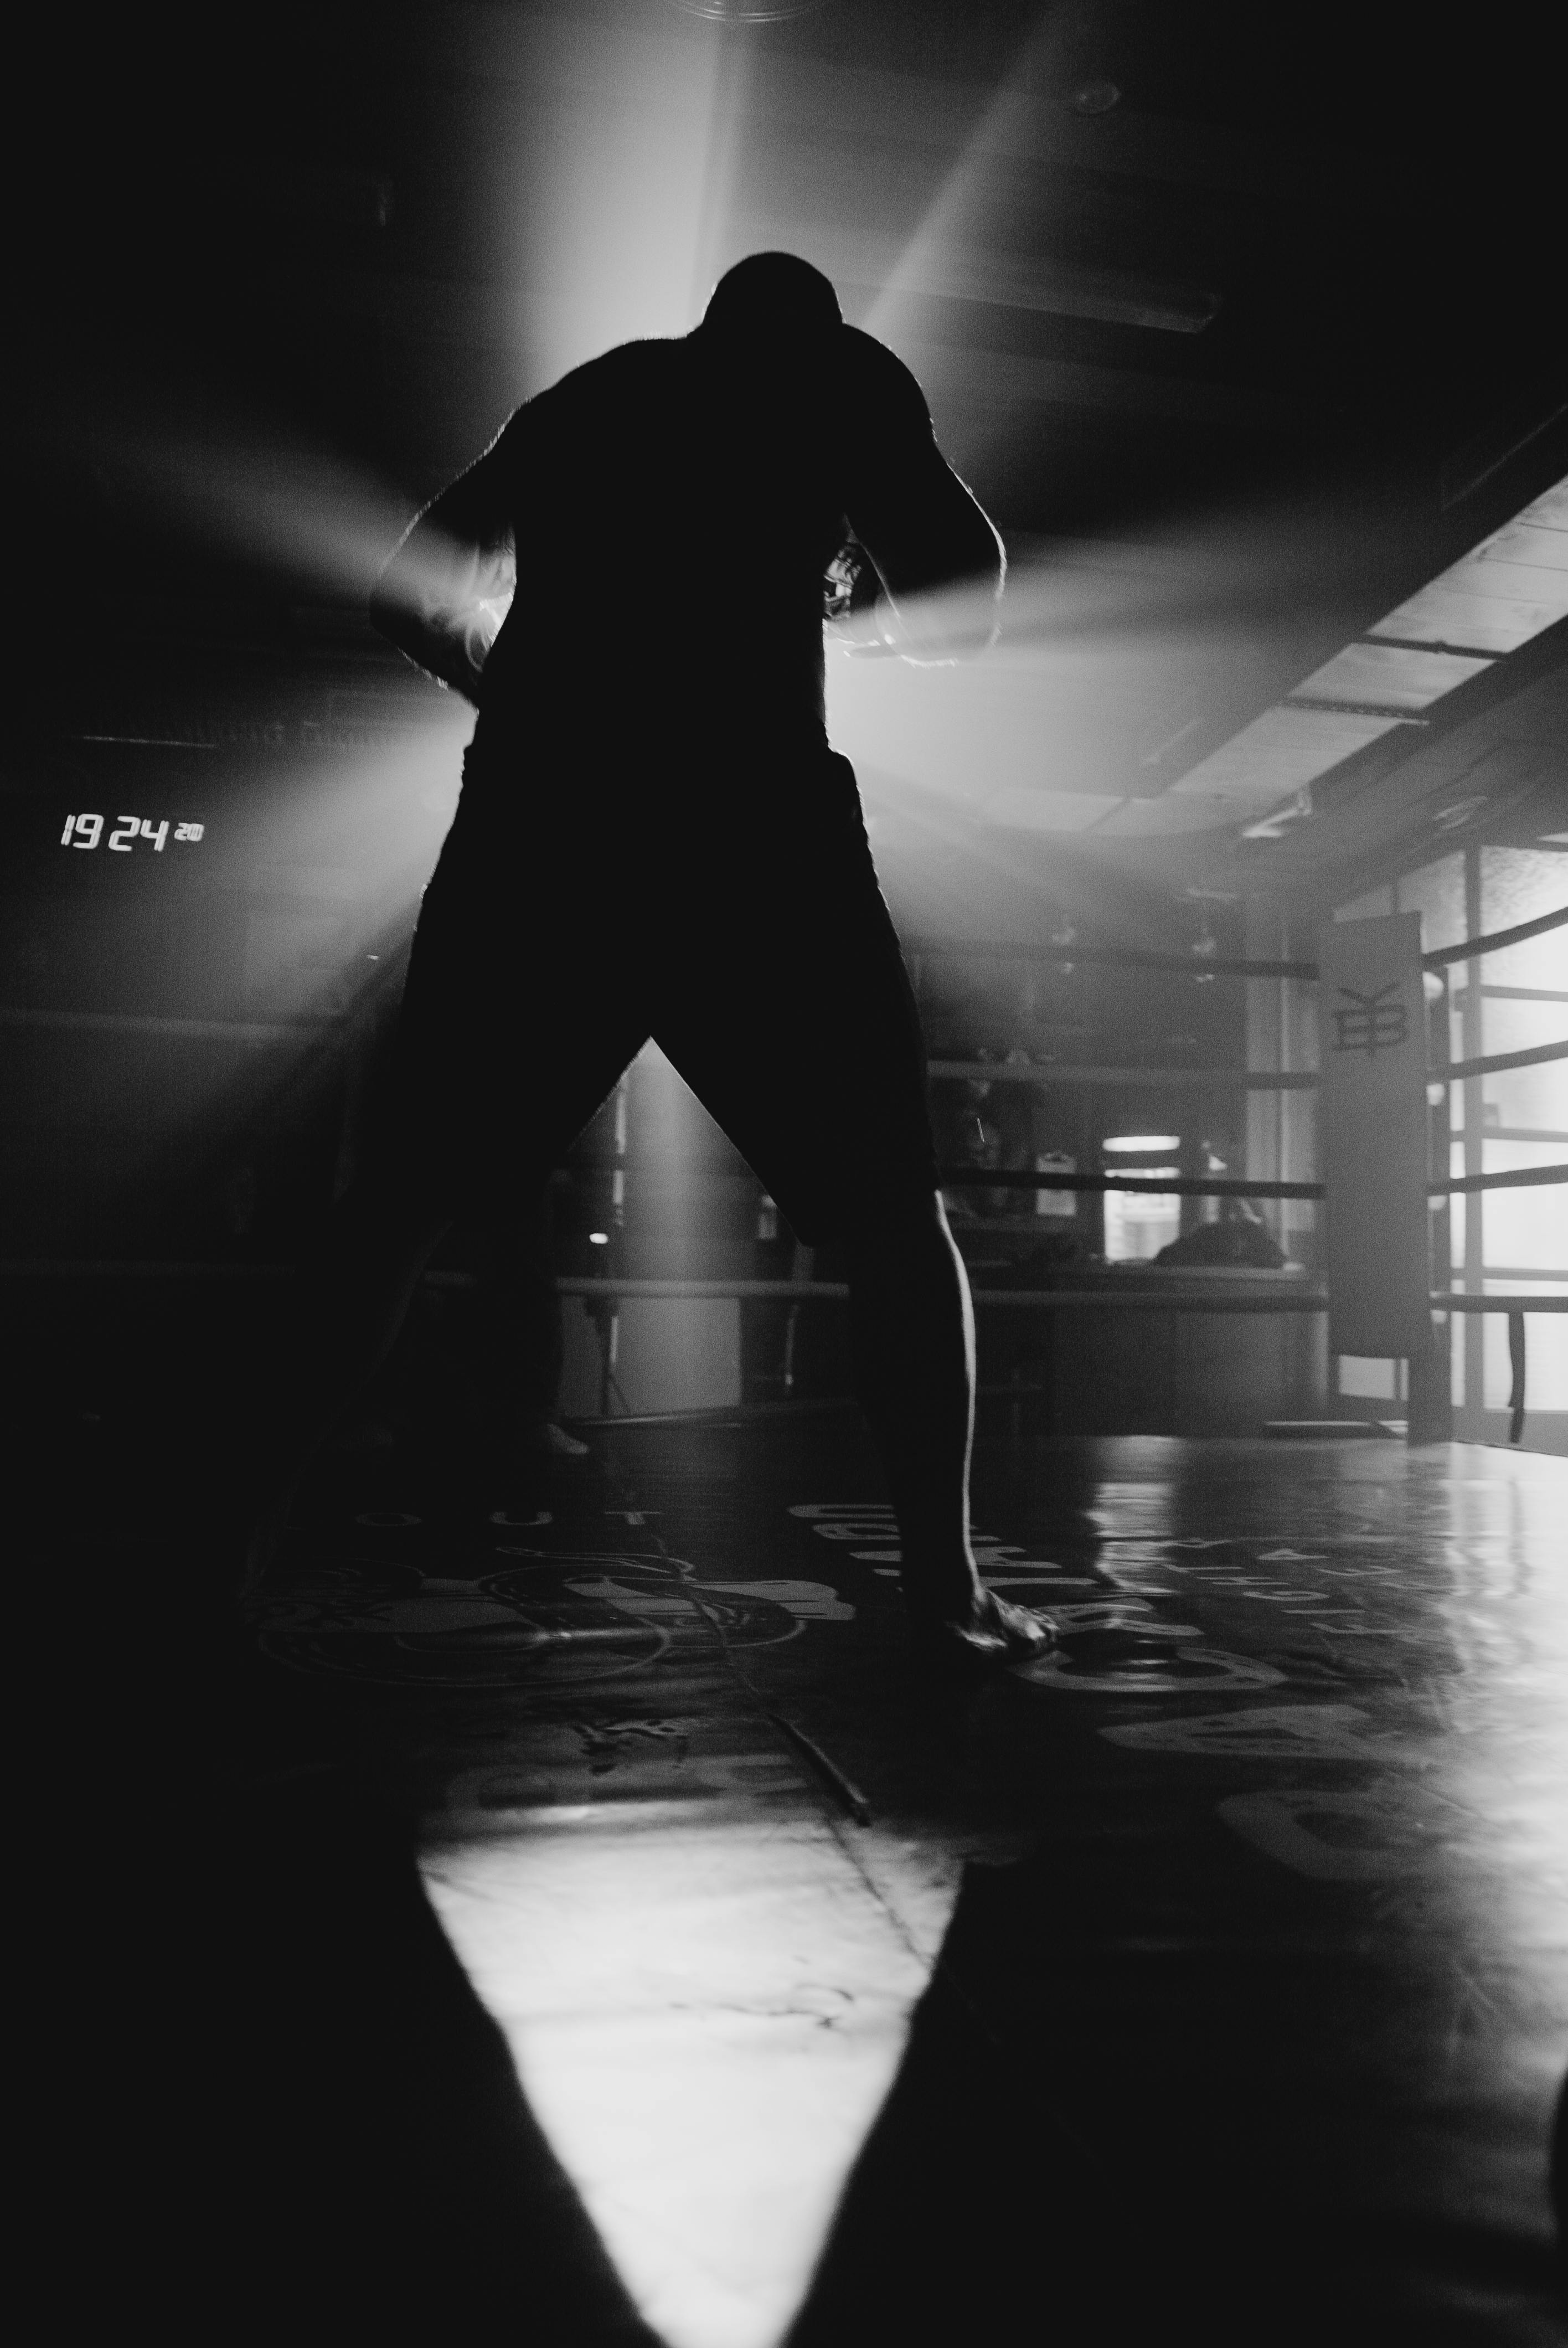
[17,0,1568,915]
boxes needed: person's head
[698,253,843,348]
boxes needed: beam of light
[833,39,1564,843]
[422,1800,958,2348]
[852,465,1485,657]
[859,6,1061,338]
[826,579,1266,836]
[58,387,524,674]
[65,376,1446,862]
[853,766,1162,962]
[33,716,473,1231]
[858,16,1110,450]
[513,8,754,383]
[59,231,1520,876]
[190,720,470,1042]
[63,397,419,605]
[825,461,1559,845]
[65,380,1225,848]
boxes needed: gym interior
[10,5,1567,2342]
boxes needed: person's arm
[838,328,1005,662]
[369,428,520,703]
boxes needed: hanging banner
[1317,913,1431,1358]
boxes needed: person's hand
[827,598,902,658]
[828,579,1001,665]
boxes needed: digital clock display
[60,813,207,853]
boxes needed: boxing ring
[563,900,1567,1442]
[1,903,1560,1439]
[9,899,1563,2348]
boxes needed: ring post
[1318,914,1445,1440]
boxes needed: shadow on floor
[787,1856,1566,2348]
[38,1760,662,2342]
[19,1404,1566,2345]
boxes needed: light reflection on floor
[422,1796,961,2348]
[235,1429,1568,2341]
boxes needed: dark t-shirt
[376,323,978,1219]
[380,323,1003,774]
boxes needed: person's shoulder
[838,327,933,428]
[493,337,666,404]
[502,338,684,437]
[549,337,688,401]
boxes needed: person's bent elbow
[879,549,1004,665]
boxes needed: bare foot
[909,1587,1059,1678]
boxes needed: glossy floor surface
[34,1412,1568,2344]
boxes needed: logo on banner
[1330,981,1409,1056]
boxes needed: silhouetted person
[283,252,1051,1672]
[349,1202,588,1465]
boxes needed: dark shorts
[385,729,938,1244]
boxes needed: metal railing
[4,909,1560,1433]
[922,898,1567,1438]
[908,899,1568,980]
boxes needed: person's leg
[275,1155,456,1472]
[657,750,1050,1667]
[245,817,640,1503]
[842,1187,981,1625]
[840,1188,1050,1663]
[432,1197,582,1460]
[489,1190,568,1436]
[497,1191,589,1454]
